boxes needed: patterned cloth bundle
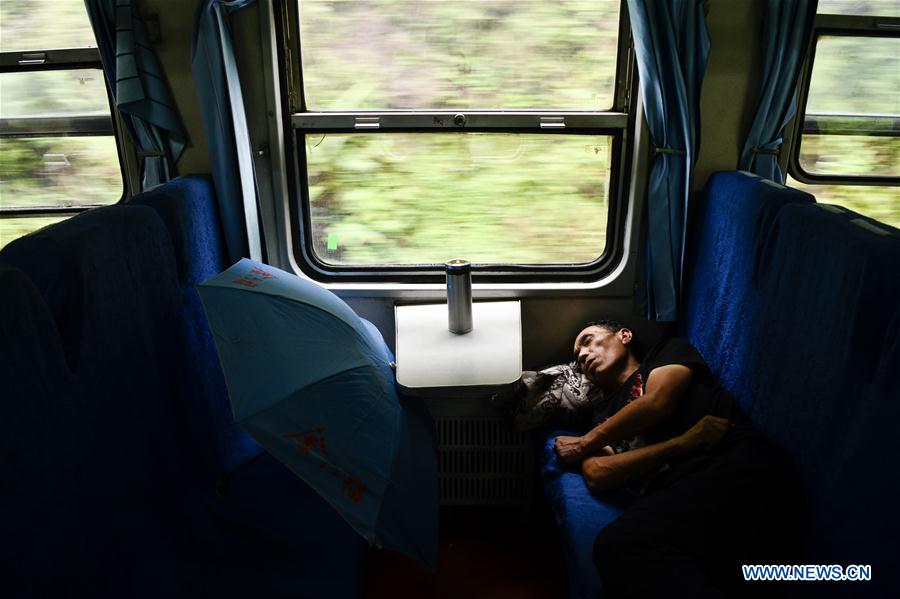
[491,362,603,432]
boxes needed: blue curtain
[84,0,186,190]
[628,0,710,321]
[191,0,261,264]
[740,0,818,183]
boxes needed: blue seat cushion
[539,430,638,599]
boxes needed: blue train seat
[1,206,186,597]
[539,171,899,598]
[746,203,900,596]
[0,178,384,597]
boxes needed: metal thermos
[446,259,473,334]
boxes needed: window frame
[280,0,636,284]
[0,47,125,222]
[788,13,900,188]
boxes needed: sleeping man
[553,320,801,598]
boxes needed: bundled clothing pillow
[492,362,602,432]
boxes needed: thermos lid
[445,259,471,274]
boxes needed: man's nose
[577,348,589,364]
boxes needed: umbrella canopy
[198,258,437,566]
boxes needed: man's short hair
[583,319,643,361]
[585,319,627,334]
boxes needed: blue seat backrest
[683,171,814,408]
[128,176,263,477]
[747,203,900,576]
[0,265,85,591]
[0,205,186,597]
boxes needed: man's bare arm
[555,364,693,464]
[582,415,731,493]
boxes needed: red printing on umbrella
[282,428,367,502]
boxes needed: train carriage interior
[1,1,898,598]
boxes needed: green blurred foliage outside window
[0,0,97,51]
[787,177,900,229]
[1,70,111,118]
[300,0,621,110]
[793,26,898,229]
[817,0,900,17]
[306,133,612,265]
[298,0,621,266]
[0,216,70,248]
[806,36,899,116]
[1,1,121,248]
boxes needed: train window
[0,215,69,249]
[817,0,900,18]
[0,0,98,51]
[299,0,621,111]
[785,179,899,228]
[797,36,898,180]
[305,133,611,265]
[788,5,899,227]
[288,0,629,280]
[0,1,122,248]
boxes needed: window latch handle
[18,52,46,65]
[540,116,566,129]
[354,117,380,130]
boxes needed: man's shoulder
[643,338,708,372]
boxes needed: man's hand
[677,415,732,452]
[554,435,588,465]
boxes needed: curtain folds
[740,0,818,182]
[84,0,186,190]
[191,0,261,264]
[627,0,710,321]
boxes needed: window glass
[787,176,899,229]
[807,36,899,116]
[1,70,111,118]
[299,0,621,110]
[305,133,611,265]
[817,0,900,17]
[0,0,97,51]
[0,2,118,248]
[797,36,899,181]
[798,135,899,178]
[1,69,121,210]
[0,136,121,209]
[0,215,70,248]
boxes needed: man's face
[573,325,631,384]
